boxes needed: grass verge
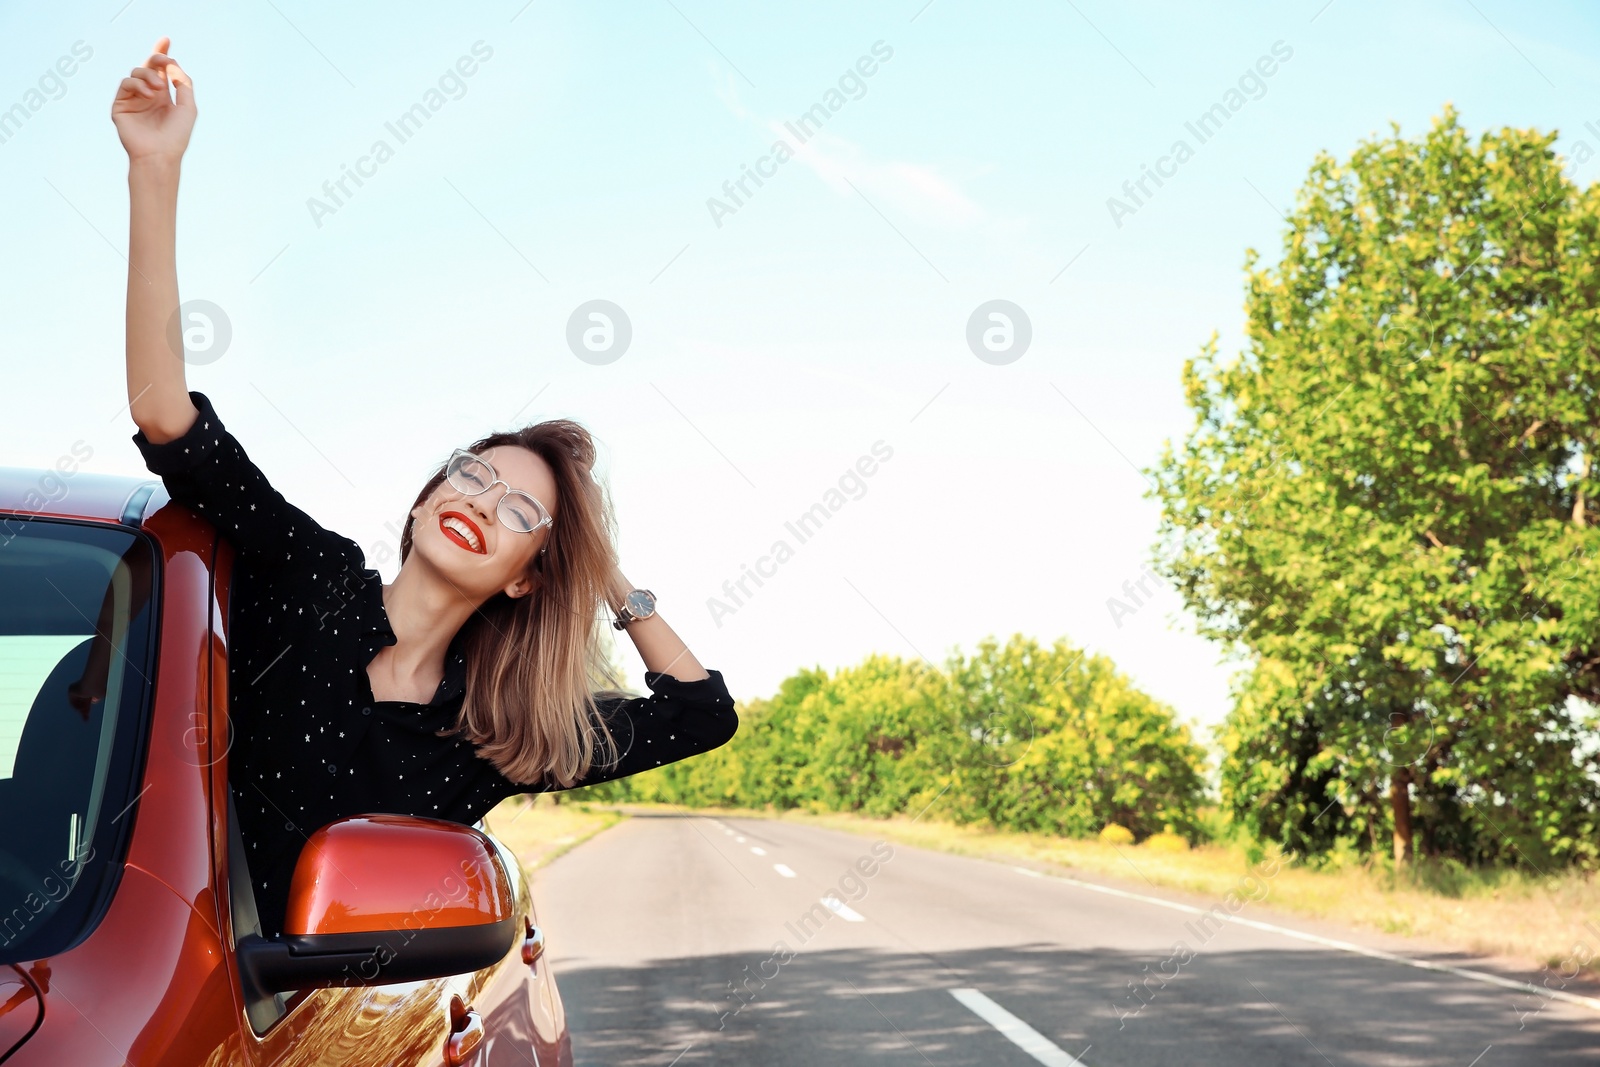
[482,794,624,873]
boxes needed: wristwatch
[612,588,657,629]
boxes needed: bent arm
[126,156,196,443]
[606,568,709,683]
[547,668,738,793]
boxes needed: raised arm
[112,39,360,573]
[113,36,198,444]
[605,567,710,683]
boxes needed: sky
[3,0,1598,747]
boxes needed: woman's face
[408,445,559,602]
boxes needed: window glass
[0,520,157,962]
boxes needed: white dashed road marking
[750,846,767,856]
[773,864,796,878]
[949,988,1087,1066]
[821,895,864,922]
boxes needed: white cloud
[711,61,750,120]
[765,119,987,228]
[704,50,995,230]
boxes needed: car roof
[0,466,169,528]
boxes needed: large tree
[1150,106,1600,868]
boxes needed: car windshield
[0,518,157,963]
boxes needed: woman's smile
[439,511,486,554]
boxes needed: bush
[1144,831,1190,853]
[1098,823,1135,845]
[568,634,1212,843]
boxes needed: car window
[0,519,157,963]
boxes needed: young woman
[113,38,737,940]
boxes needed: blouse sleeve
[548,668,739,791]
[131,390,361,570]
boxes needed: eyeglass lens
[447,454,546,533]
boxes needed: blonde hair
[398,418,628,787]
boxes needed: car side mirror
[235,814,517,993]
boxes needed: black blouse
[131,390,737,938]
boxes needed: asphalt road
[531,813,1600,1066]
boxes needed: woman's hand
[66,677,106,720]
[111,37,195,164]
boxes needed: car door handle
[522,916,545,966]
[445,994,484,1066]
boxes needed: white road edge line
[1011,864,1600,1014]
[949,988,1086,1066]
[821,894,865,921]
[773,863,797,878]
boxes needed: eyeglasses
[445,449,553,535]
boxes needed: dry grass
[481,794,623,873]
[602,801,1600,982]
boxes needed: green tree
[938,635,1209,839]
[1151,105,1600,868]
[782,654,942,815]
[571,635,1210,842]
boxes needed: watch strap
[612,588,657,629]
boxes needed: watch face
[625,589,655,617]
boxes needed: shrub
[1099,823,1135,845]
[1144,831,1190,853]
[568,635,1212,845]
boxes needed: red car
[0,461,572,1065]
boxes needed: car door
[470,826,571,1066]
[221,790,563,1067]
[220,784,457,1067]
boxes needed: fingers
[141,42,193,107]
[163,58,194,108]
[118,76,156,100]
[118,65,166,106]
[127,39,194,109]
[114,36,193,113]
[162,58,192,89]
